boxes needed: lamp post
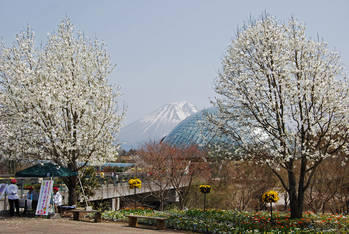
[199,185,211,211]
[128,178,141,209]
[262,190,279,222]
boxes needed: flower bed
[166,210,349,233]
[102,207,166,222]
[101,208,349,233]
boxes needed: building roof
[164,108,232,148]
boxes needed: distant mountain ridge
[118,101,198,150]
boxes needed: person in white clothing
[6,179,19,216]
[53,187,62,213]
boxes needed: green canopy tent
[15,162,77,177]
[15,162,86,209]
[15,162,92,209]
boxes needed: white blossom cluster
[212,16,349,168]
[0,18,125,169]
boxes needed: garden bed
[101,208,349,233]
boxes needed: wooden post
[73,211,80,221]
[203,193,206,211]
[128,216,137,227]
[94,212,101,223]
[156,219,166,229]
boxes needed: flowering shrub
[262,190,279,203]
[199,185,211,194]
[128,178,141,189]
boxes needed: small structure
[15,162,77,178]
[126,214,167,230]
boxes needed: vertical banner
[35,180,53,216]
[0,184,8,200]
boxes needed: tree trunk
[296,156,307,218]
[297,187,305,217]
[63,175,78,205]
[178,189,187,210]
[287,160,308,218]
[289,188,301,218]
[288,168,302,218]
[283,192,288,210]
[160,193,164,211]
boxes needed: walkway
[0,217,191,234]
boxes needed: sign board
[0,184,8,200]
[35,180,53,216]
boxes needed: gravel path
[0,217,190,234]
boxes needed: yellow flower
[128,178,142,189]
[199,184,211,193]
[262,190,279,203]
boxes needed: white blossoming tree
[211,15,349,218]
[0,19,125,204]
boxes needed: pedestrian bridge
[0,173,186,212]
[85,182,174,201]
[63,181,182,210]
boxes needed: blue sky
[1,0,348,124]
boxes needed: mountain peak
[146,101,198,122]
[169,100,194,107]
[118,101,198,150]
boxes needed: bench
[126,215,168,230]
[67,209,102,223]
[59,205,76,216]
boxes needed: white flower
[0,18,125,169]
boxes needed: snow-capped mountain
[118,101,198,150]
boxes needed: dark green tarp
[15,162,77,177]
